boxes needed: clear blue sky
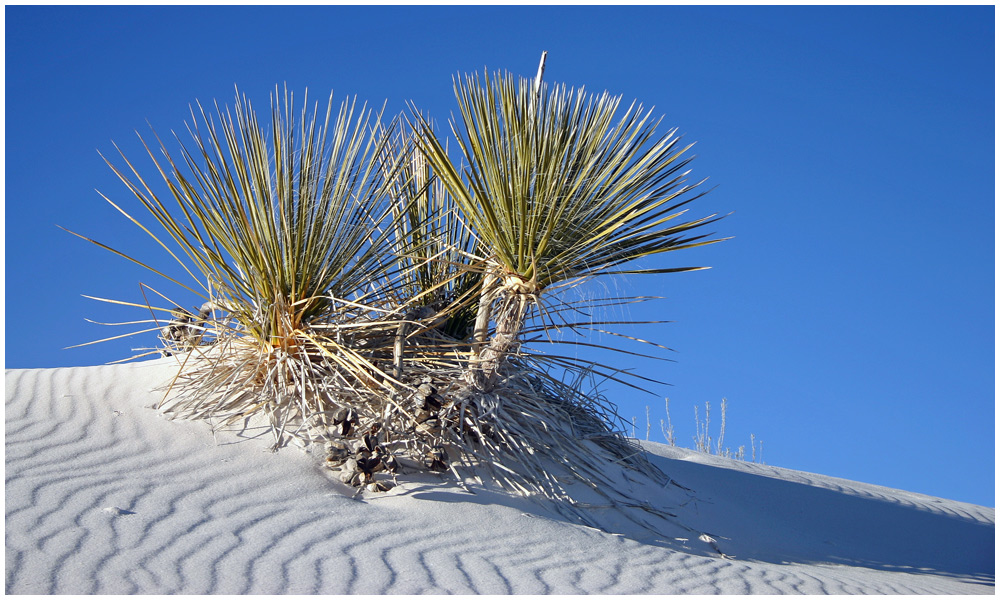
[5,6,994,507]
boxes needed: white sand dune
[5,360,994,594]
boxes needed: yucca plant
[70,86,410,446]
[360,60,726,536]
[68,65,723,538]
[415,68,724,391]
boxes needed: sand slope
[5,361,994,594]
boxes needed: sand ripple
[5,363,994,594]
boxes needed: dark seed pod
[367,480,395,493]
[422,446,448,471]
[380,453,399,473]
[346,409,361,433]
[357,456,383,475]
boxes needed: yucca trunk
[465,269,533,392]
